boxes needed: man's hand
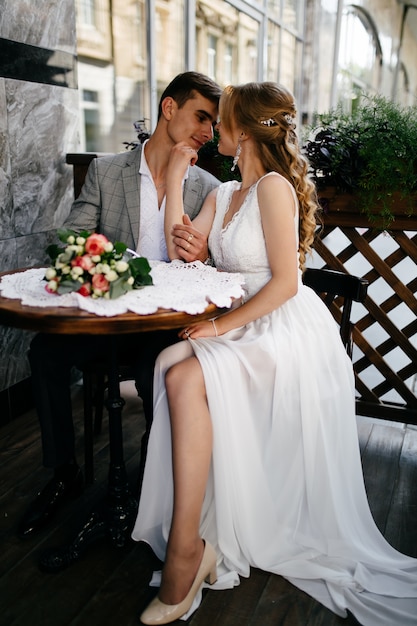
[172,215,209,262]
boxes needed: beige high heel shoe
[140,540,217,625]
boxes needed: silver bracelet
[210,317,218,336]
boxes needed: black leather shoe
[17,468,84,539]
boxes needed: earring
[231,139,241,172]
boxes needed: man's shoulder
[95,146,142,170]
[188,164,220,188]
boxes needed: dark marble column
[0,0,79,417]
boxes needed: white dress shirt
[137,140,188,262]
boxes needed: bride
[132,81,417,625]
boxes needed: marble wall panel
[6,79,79,237]
[0,0,78,394]
[15,231,59,269]
[0,78,13,240]
[0,237,17,273]
[0,0,76,53]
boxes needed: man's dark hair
[158,71,222,119]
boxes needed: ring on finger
[187,242,191,250]
[184,330,190,337]
[187,234,194,243]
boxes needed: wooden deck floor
[1,381,417,626]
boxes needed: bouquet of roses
[44,229,153,299]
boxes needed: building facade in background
[75,0,417,152]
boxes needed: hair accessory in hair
[259,118,278,127]
[284,113,295,126]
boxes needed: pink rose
[45,280,59,294]
[92,273,110,292]
[71,254,95,271]
[85,233,109,256]
[78,282,92,297]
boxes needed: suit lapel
[122,147,143,248]
[183,167,203,219]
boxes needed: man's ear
[161,96,175,120]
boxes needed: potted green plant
[302,95,417,228]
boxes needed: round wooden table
[0,268,222,334]
[0,268,226,571]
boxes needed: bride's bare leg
[159,355,212,605]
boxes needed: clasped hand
[172,215,208,262]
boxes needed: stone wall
[0,0,79,419]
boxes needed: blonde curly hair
[219,82,318,270]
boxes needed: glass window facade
[337,7,382,111]
[74,0,417,152]
[75,0,305,151]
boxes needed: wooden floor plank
[359,422,405,534]
[1,383,417,626]
[383,426,417,556]
[189,568,269,625]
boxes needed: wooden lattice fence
[313,191,417,425]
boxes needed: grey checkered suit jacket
[64,145,220,250]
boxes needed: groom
[18,71,221,539]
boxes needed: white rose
[104,242,113,253]
[76,236,86,245]
[115,261,129,273]
[67,235,75,244]
[106,270,118,282]
[71,266,84,279]
[127,276,134,285]
[45,268,57,280]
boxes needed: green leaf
[46,244,62,261]
[114,241,128,254]
[134,274,153,288]
[57,228,92,243]
[128,257,153,286]
[109,277,130,299]
[56,279,82,295]
[57,228,77,243]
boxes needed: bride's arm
[182,175,299,338]
[165,143,217,260]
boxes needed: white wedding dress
[132,174,417,625]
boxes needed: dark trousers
[28,329,180,473]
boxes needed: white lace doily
[0,261,245,317]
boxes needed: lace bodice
[208,173,299,301]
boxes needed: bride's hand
[179,319,219,340]
[167,142,199,182]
